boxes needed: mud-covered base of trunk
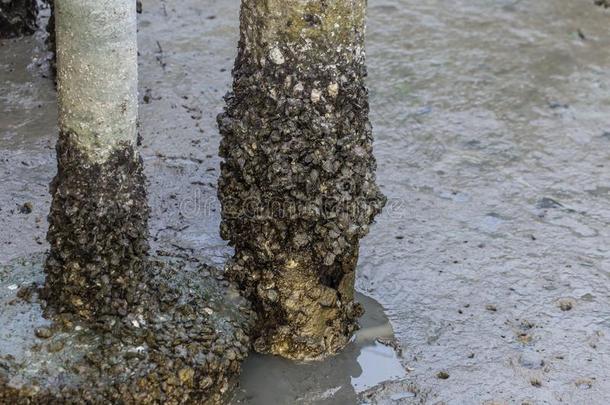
[227,246,364,361]
[0,0,38,38]
[44,135,150,320]
[0,254,255,404]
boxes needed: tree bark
[218,0,386,360]
[43,0,149,321]
[46,0,139,83]
[0,0,38,37]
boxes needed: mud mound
[0,254,255,404]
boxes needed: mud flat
[3,0,610,403]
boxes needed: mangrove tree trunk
[218,0,386,360]
[44,0,149,320]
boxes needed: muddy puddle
[2,0,610,403]
[231,293,410,404]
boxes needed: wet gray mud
[1,0,610,403]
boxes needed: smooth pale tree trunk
[46,1,141,79]
[0,0,37,37]
[44,0,149,320]
[218,0,386,360]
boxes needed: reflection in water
[352,342,405,394]
[231,293,406,404]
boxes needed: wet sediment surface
[1,0,610,403]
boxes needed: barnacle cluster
[0,0,38,37]
[1,254,254,404]
[1,138,255,404]
[44,136,150,320]
[218,0,386,360]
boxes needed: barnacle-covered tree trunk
[0,0,38,37]
[218,0,386,360]
[43,0,149,320]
